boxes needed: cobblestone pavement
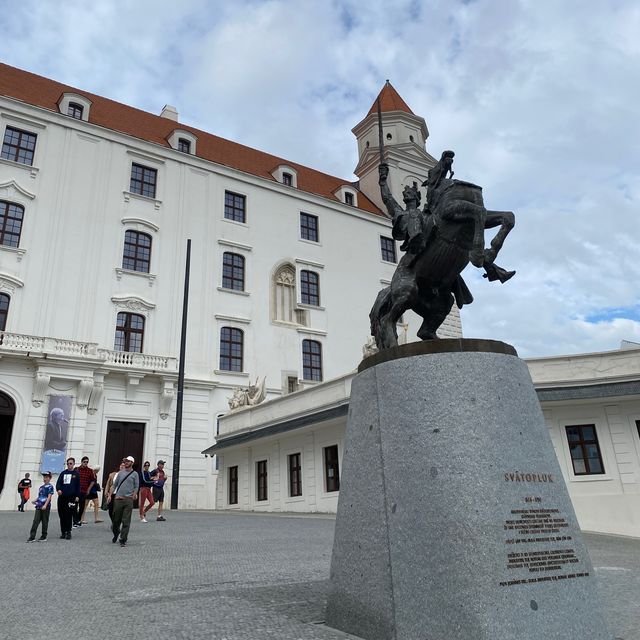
[0,510,637,640]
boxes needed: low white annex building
[209,343,640,538]
[0,64,461,509]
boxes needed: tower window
[344,192,354,206]
[282,172,293,186]
[178,138,191,153]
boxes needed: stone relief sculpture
[227,376,267,411]
[370,151,516,349]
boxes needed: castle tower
[352,81,437,211]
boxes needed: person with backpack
[17,472,32,512]
[107,456,139,547]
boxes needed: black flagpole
[171,238,191,510]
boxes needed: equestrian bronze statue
[370,151,515,349]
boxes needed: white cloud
[0,0,638,357]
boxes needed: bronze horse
[370,152,515,349]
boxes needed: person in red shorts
[138,461,155,522]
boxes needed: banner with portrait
[41,395,72,474]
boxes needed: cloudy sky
[0,0,638,357]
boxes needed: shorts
[86,492,98,500]
[152,487,165,502]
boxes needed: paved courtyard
[0,510,638,640]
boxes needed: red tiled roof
[0,63,384,216]
[367,80,414,116]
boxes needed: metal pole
[171,238,191,510]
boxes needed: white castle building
[0,64,460,510]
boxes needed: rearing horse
[370,152,515,350]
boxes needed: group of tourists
[19,455,168,548]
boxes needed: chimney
[160,105,178,121]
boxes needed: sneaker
[26,537,35,543]
[156,516,166,522]
[140,517,147,523]
[60,534,66,539]
[38,536,47,541]
[80,520,88,524]
[112,534,118,543]
[65,532,72,540]
[72,523,79,528]
[120,540,126,547]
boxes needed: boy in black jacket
[56,458,80,540]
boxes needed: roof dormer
[333,185,358,207]
[271,164,298,188]
[57,92,92,122]
[167,129,198,155]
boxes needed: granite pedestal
[325,340,611,640]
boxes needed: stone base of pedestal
[325,340,611,640]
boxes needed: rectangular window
[344,192,354,206]
[224,191,246,223]
[122,230,152,273]
[228,466,238,504]
[324,445,340,492]
[565,424,605,475]
[300,213,319,242]
[222,252,245,291]
[0,201,24,248]
[256,460,268,501]
[287,376,299,394]
[129,163,157,199]
[302,339,322,381]
[0,293,9,332]
[178,138,191,153]
[288,453,302,497]
[1,126,37,166]
[380,236,397,263]
[300,270,320,306]
[282,172,292,186]
[114,312,145,353]
[219,326,244,372]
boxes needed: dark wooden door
[102,421,145,486]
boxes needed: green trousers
[112,497,134,542]
[30,509,50,538]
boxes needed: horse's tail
[370,286,392,344]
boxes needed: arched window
[67,103,84,119]
[114,312,145,353]
[0,293,9,331]
[123,230,152,273]
[273,264,296,323]
[0,200,24,248]
[220,327,243,372]
[300,270,320,306]
[302,339,323,381]
[222,252,245,291]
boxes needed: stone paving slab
[0,510,637,640]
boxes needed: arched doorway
[0,391,16,495]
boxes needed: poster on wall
[40,395,72,474]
